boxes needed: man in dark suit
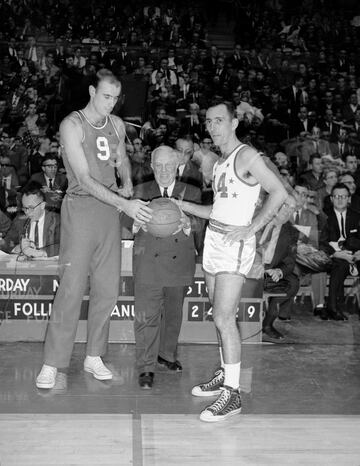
[319,183,360,320]
[132,145,202,389]
[3,181,60,258]
[299,153,325,192]
[289,105,314,138]
[26,154,67,212]
[175,137,203,190]
[260,197,300,341]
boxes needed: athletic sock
[219,346,225,368]
[224,362,241,389]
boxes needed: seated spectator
[319,183,360,321]
[329,127,351,159]
[299,153,325,191]
[293,182,330,313]
[151,56,178,87]
[343,154,360,187]
[338,173,360,215]
[25,153,67,212]
[260,197,299,341]
[4,135,28,187]
[317,168,338,214]
[273,151,289,169]
[129,138,153,186]
[24,102,39,135]
[28,135,51,176]
[175,137,203,190]
[179,102,203,141]
[0,154,20,211]
[192,134,219,191]
[2,181,60,258]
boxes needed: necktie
[163,187,169,198]
[34,221,39,248]
[340,213,346,238]
[49,179,53,190]
[295,210,300,224]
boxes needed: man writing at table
[2,181,60,258]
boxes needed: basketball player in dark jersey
[36,70,152,389]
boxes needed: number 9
[247,305,255,318]
[96,136,110,161]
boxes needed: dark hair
[309,153,322,164]
[331,182,350,196]
[41,153,58,166]
[207,101,237,119]
[22,181,45,200]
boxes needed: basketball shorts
[202,226,256,277]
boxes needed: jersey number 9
[96,136,110,161]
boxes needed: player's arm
[174,200,212,219]
[243,149,288,235]
[60,115,152,222]
[112,116,133,198]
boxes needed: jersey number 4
[216,172,228,198]
[96,136,111,161]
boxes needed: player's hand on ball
[125,199,152,223]
[133,220,148,232]
[223,225,252,245]
[173,212,191,235]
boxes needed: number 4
[216,172,228,198]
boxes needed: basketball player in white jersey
[177,102,287,421]
[36,70,152,389]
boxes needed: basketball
[147,198,182,238]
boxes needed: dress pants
[44,195,121,368]
[327,258,358,312]
[134,282,186,373]
[264,273,300,324]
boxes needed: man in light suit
[131,145,202,389]
[3,181,60,258]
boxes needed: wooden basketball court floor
[1,305,360,465]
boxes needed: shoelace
[208,387,231,412]
[206,369,224,388]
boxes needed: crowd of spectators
[1,0,360,332]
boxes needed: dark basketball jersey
[61,110,121,196]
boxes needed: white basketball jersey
[210,144,261,229]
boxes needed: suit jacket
[264,222,299,278]
[132,180,201,286]
[289,118,315,137]
[299,171,325,191]
[3,210,61,256]
[27,172,67,190]
[291,207,319,247]
[329,142,351,158]
[178,160,203,190]
[319,207,360,255]
[26,172,68,211]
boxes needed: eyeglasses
[0,163,11,167]
[43,164,57,168]
[332,195,349,200]
[22,200,43,211]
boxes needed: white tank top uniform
[203,144,261,276]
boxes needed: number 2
[96,136,110,161]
